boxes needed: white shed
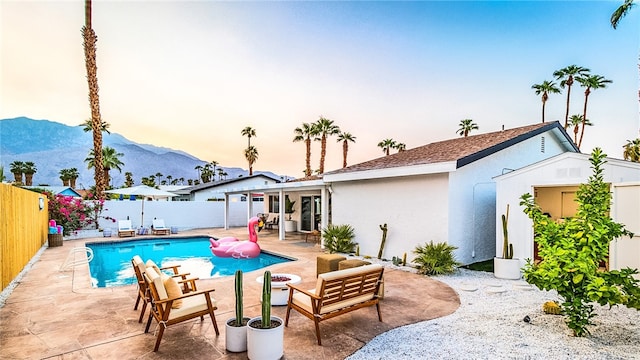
[494,152,640,270]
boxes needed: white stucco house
[322,122,578,265]
[494,151,640,271]
[173,174,281,201]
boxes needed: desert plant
[322,224,357,253]
[522,148,640,337]
[543,301,562,315]
[231,270,247,327]
[501,204,513,259]
[284,196,295,220]
[413,241,460,275]
[261,270,272,329]
[378,223,388,259]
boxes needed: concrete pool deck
[0,227,460,359]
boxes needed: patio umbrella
[104,185,177,227]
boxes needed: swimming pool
[86,237,296,288]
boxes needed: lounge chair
[143,265,219,352]
[131,256,199,323]
[118,220,136,237]
[151,219,171,235]
[265,216,279,230]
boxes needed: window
[269,195,279,213]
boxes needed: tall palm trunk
[563,78,573,129]
[541,93,548,123]
[579,89,591,149]
[83,0,105,198]
[342,141,348,168]
[305,138,311,177]
[319,135,327,174]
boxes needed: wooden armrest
[160,265,181,273]
[287,283,320,300]
[157,288,215,304]
[170,272,191,278]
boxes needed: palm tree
[21,162,37,186]
[124,171,134,187]
[576,74,612,148]
[315,117,341,174]
[166,175,173,185]
[568,114,585,145]
[85,146,124,187]
[82,0,106,198]
[611,0,635,29]
[60,169,71,186]
[217,168,224,181]
[394,143,406,152]
[9,161,24,184]
[336,131,356,168]
[532,80,561,123]
[194,164,203,180]
[378,139,397,156]
[553,65,591,129]
[201,164,213,183]
[241,126,256,149]
[293,122,318,177]
[68,168,79,188]
[155,172,163,184]
[210,161,218,181]
[244,146,258,176]
[623,138,640,162]
[0,166,6,183]
[457,119,479,137]
[80,118,110,134]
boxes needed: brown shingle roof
[326,122,575,175]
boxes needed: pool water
[86,237,295,288]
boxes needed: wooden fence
[0,184,48,292]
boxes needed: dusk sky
[2,1,638,178]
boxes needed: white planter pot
[225,317,249,353]
[494,257,522,280]
[284,220,297,232]
[246,316,284,360]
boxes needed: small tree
[521,148,640,336]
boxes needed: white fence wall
[95,200,265,231]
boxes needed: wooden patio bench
[284,263,384,345]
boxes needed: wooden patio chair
[143,266,219,352]
[132,256,198,323]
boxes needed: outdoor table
[256,273,301,306]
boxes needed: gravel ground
[347,268,640,360]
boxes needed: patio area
[0,227,460,359]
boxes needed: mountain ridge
[0,117,283,187]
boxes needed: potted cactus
[225,270,250,352]
[246,270,284,360]
[494,204,522,279]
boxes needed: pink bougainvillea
[45,191,115,236]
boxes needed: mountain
[0,117,284,187]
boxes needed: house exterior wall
[96,200,252,231]
[191,177,277,201]
[448,133,568,265]
[611,183,640,276]
[495,154,640,266]
[331,174,449,262]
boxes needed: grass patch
[462,259,493,272]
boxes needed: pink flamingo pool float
[209,216,264,259]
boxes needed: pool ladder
[60,247,94,271]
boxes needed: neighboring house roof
[174,174,281,195]
[24,186,82,197]
[324,121,577,181]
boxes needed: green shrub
[521,148,640,337]
[322,224,357,253]
[413,241,460,275]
